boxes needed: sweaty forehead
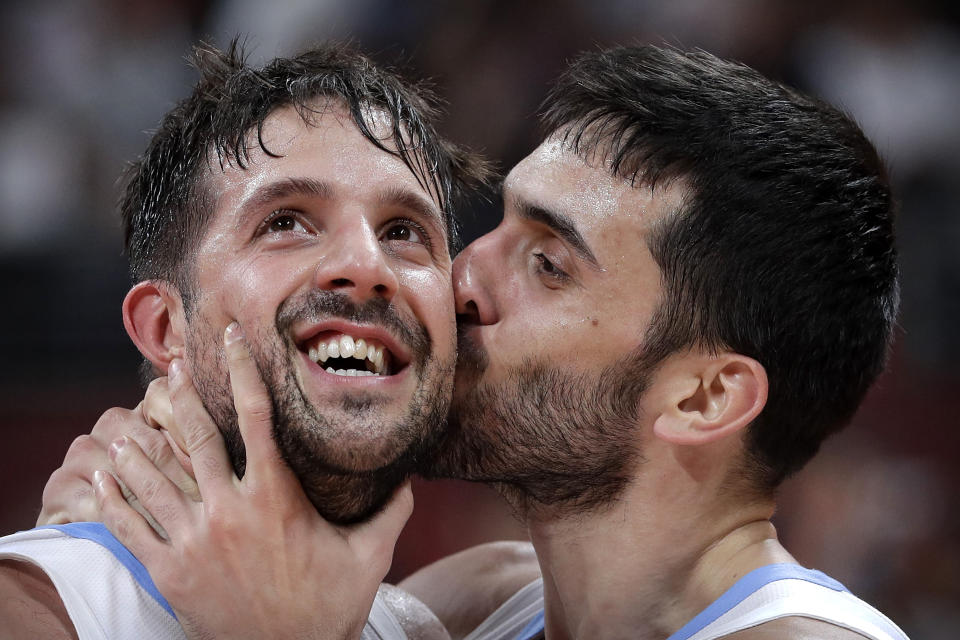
[504,136,683,237]
[201,102,444,224]
[252,102,402,171]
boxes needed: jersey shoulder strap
[464,577,545,640]
[669,563,909,640]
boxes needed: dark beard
[187,291,453,525]
[426,331,652,519]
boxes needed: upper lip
[293,320,412,369]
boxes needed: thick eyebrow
[513,196,601,269]
[240,177,331,216]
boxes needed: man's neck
[524,468,793,640]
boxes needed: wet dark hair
[121,39,489,299]
[543,45,899,491]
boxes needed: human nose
[452,231,499,326]
[314,220,399,303]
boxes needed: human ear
[652,353,768,446]
[122,281,186,374]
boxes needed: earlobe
[653,354,768,446]
[122,281,185,374]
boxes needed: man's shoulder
[377,583,452,640]
[724,616,876,639]
[0,524,186,638]
[398,540,541,640]
[0,558,77,640]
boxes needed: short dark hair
[121,39,489,297]
[543,45,899,491]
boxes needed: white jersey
[463,578,544,640]
[473,564,909,640]
[0,523,407,640]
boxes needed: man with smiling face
[0,41,486,639]
[32,46,910,639]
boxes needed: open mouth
[299,331,403,377]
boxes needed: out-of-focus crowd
[1,1,957,637]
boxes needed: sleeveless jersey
[0,523,407,640]
[476,564,908,640]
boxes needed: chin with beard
[185,291,453,525]
[425,332,653,519]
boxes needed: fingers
[37,432,112,525]
[122,405,200,502]
[94,468,167,568]
[38,465,98,525]
[108,436,192,538]
[142,378,174,432]
[223,323,289,487]
[348,481,414,577]
[167,359,234,495]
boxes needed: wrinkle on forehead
[203,99,440,208]
[201,102,439,221]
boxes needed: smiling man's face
[178,101,457,523]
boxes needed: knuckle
[235,395,273,422]
[97,407,131,429]
[66,434,94,457]
[73,485,95,505]
[134,430,172,465]
[143,499,178,529]
[67,436,105,468]
[145,377,168,398]
[183,426,217,455]
[135,478,164,506]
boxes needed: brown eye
[268,214,306,233]
[534,252,570,284]
[383,221,425,244]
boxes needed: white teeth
[322,367,380,377]
[308,333,390,375]
[340,335,355,357]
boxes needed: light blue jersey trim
[516,610,545,640]
[666,563,848,640]
[39,522,176,619]
[512,564,847,640]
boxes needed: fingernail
[224,322,244,345]
[168,358,182,381]
[93,469,106,489]
[108,436,127,460]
